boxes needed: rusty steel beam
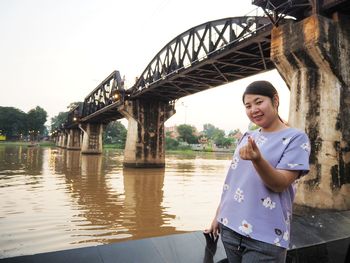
[81,70,125,121]
[129,16,275,101]
[253,0,350,21]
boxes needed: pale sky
[0,0,290,133]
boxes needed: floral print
[301,142,311,153]
[275,228,282,235]
[234,188,244,203]
[274,227,289,244]
[255,135,267,147]
[261,197,276,209]
[223,184,230,191]
[287,163,302,168]
[239,220,253,235]
[231,156,239,170]
[282,137,292,145]
[222,217,228,226]
[274,237,281,246]
[285,212,291,225]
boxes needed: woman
[205,80,310,262]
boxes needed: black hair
[243,80,285,124]
[242,80,278,103]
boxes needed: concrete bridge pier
[56,132,62,147]
[79,123,103,154]
[54,133,60,147]
[57,131,68,148]
[121,100,175,168]
[271,14,350,210]
[66,128,81,150]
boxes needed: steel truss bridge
[62,0,350,129]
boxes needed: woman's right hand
[204,218,220,240]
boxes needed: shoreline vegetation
[0,141,234,153]
[0,141,55,147]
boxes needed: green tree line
[53,116,239,151]
[0,106,48,140]
[166,123,241,151]
[1,104,241,152]
[50,110,127,149]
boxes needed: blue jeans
[220,224,287,263]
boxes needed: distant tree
[27,106,47,140]
[50,111,69,132]
[248,122,260,131]
[223,137,235,148]
[212,129,226,147]
[0,106,27,139]
[203,123,217,139]
[228,129,241,137]
[103,121,127,148]
[177,124,198,144]
[165,136,179,150]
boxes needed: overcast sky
[0,0,290,133]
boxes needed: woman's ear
[272,94,279,109]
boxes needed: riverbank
[0,142,233,155]
[0,141,55,147]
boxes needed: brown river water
[0,145,232,258]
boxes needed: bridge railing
[82,70,125,118]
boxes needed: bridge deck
[1,210,349,263]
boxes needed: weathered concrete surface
[57,131,67,148]
[66,128,81,150]
[271,14,350,209]
[79,123,103,154]
[121,100,175,168]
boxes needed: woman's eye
[256,101,262,105]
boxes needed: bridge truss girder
[130,16,275,101]
[81,70,125,123]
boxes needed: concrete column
[66,128,81,150]
[58,131,68,148]
[52,134,59,146]
[121,100,175,168]
[55,133,60,147]
[79,123,103,154]
[63,131,68,148]
[271,14,350,210]
[57,132,63,147]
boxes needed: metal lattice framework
[80,70,125,123]
[64,103,83,129]
[253,0,312,24]
[129,15,276,101]
[253,0,350,23]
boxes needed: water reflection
[57,151,177,243]
[122,168,177,238]
[0,146,43,187]
[0,145,229,258]
[63,153,127,243]
[0,146,42,175]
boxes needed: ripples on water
[0,145,232,258]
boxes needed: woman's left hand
[239,136,261,161]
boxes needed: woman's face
[243,94,279,128]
